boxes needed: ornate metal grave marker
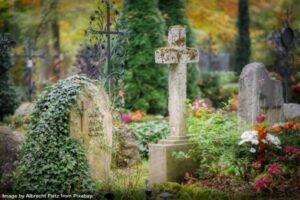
[83,0,127,94]
[267,9,295,102]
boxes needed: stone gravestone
[0,126,24,192]
[69,79,113,184]
[238,63,284,125]
[149,26,198,184]
[14,102,35,117]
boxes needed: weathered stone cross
[155,26,198,139]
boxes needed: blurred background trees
[1,0,300,114]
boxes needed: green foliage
[154,182,233,200]
[130,119,169,158]
[14,76,95,194]
[107,160,148,199]
[186,109,241,178]
[159,0,200,100]
[0,34,19,121]
[268,122,300,150]
[234,0,251,75]
[122,0,168,114]
[154,182,284,200]
[198,71,238,108]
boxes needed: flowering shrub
[239,121,300,193]
[120,110,145,123]
[238,126,281,162]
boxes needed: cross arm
[155,47,199,64]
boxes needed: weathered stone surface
[149,141,195,185]
[14,102,35,117]
[0,126,24,192]
[113,124,140,167]
[150,26,198,184]
[283,103,300,121]
[69,80,112,183]
[238,63,284,125]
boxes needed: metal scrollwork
[76,0,128,106]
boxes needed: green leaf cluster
[130,119,169,158]
[198,71,238,108]
[187,109,241,178]
[14,76,95,194]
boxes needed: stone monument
[149,26,198,184]
[0,126,24,192]
[238,63,284,125]
[69,78,113,184]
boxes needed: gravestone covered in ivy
[15,76,113,194]
[69,77,113,183]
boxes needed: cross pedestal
[149,26,198,184]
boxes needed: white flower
[266,133,281,146]
[239,131,258,145]
[250,148,256,153]
[241,131,258,140]
[261,139,267,144]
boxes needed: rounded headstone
[14,102,35,117]
[69,79,113,183]
[0,126,24,192]
[283,103,300,121]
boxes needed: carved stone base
[148,139,196,185]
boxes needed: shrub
[14,76,95,194]
[198,71,238,108]
[130,119,169,158]
[121,0,168,114]
[186,108,241,178]
[0,34,18,121]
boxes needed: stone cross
[155,26,198,139]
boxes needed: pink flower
[263,177,271,184]
[120,113,132,124]
[269,163,279,169]
[277,156,287,161]
[267,164,284,176]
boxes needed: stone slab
[149,142,196,185]
[283,103,300,121]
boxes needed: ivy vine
[14,76,100,194]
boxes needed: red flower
[263,177,271,184]
[254,160,262,166]
[277,155,288,161]
[256,115,266,123]
[267,163,284,176]
[285,145,296,153]
[284,121,294,129]
[256,180,265,189]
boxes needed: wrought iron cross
[89,0,125,93]
[13,38,44,102]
